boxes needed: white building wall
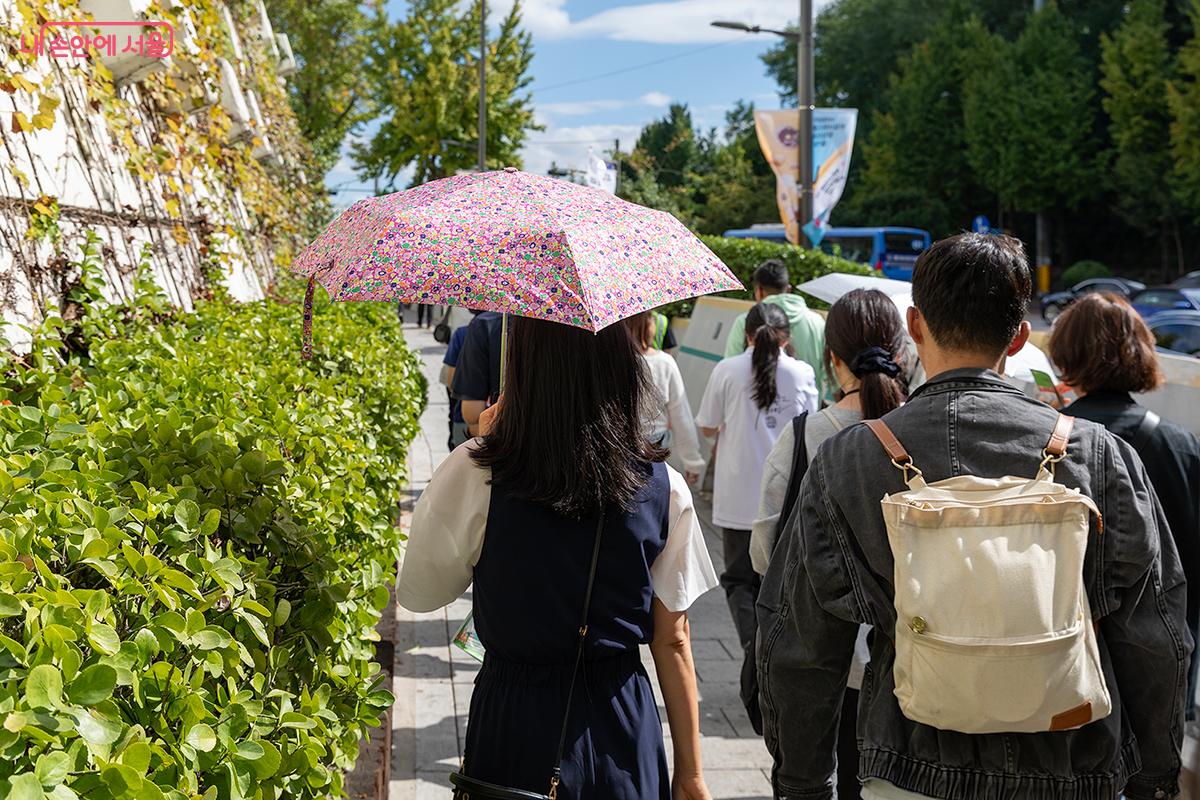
[0,0,308,352]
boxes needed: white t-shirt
[397,440,718,614]
[695,349,819,529]
[639,349,706,474]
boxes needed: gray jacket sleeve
[759,458,860,799]
[1097,433,1192,800]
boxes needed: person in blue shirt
[443,309,482,450]
[452,310,505,437]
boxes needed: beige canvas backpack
[865,414,1111,734]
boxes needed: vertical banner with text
[755,108,858,246]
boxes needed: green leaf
[18,406,43,424]
[8,773,45,800]
[88,624,120,655]
[185,723,216,753]
[273,598,291,626]
[199,508,221,537]
[68,664,117,705]
[234,740,264,760]
[192,626,232,651]
[0,594,21,617]
[71,708,123,746]
[173,499,200,531]
[250,739,281,779]
[34,751,72,787]
[118,741,152,773]
[101,764,143,798]
[4,711,28,732]
[24,664,64,709]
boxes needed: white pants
[860,780,937,800]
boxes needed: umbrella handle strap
[302,276,316,361]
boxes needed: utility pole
[797,0,814,244]
[478,0,487,172]
[1032,0,1050,292]
[614,138,621,194]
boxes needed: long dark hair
[622,310,654,353]
[470,316,666,517]
[745,303,791,410]
[823,288,907,419]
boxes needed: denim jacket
[757,369,1191,800]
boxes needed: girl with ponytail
[695,302,819,733]
[751,288,907,800]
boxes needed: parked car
[722,225,932,281]
[1170,270,1200,289]
[1129,286,1200,319]
[1039,277,1146,323]
[1146,310,1200,358]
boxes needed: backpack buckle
[1039,448,1066,476]
[890,456,924,485]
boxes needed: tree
[853,6,990,235]
[265,0,386,174]
[1101,0,1186,275]
[1169,0,1200,226]
[631,104,699,189]
[353,0,537,188]
[963,2,1098,215]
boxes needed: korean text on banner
[754,109,858,246]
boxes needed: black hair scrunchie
[850,346,900,378]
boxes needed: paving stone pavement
[388,321,773,800]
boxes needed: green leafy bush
[660,235,872,318]
[1060,259,1112,287]
[0,237,425,800]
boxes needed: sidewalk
[387,322,773,800]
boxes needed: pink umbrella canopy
[291,168,742,334]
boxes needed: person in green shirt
[724,259,827,397]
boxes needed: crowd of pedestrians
[398,232,1199,800]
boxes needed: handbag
[433,307,453,344]
[449,512,605,799]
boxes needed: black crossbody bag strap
[547,511,605,799]
[772,413,809,552]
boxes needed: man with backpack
[759,233,1191,800]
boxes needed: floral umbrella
[291,168,741,356]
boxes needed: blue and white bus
[723,224,932,281]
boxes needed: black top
[451,311,504,404]
[1064,391,1200,635]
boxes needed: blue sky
[326,0,818,206]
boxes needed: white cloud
[540,99,626,116]
[520,123,643,177]
[491,0,834,44]
[639,91,671,107]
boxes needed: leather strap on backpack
[1045,414,1075,458]
[864,419,924,485]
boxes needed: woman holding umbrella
[398,314,717,799]
[292,169,741,799]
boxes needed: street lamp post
[711,2,814,244]
[479,0,487,173]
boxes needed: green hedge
[0,236,425,800]
[659,235,872,318]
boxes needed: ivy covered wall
[1,0,326,351]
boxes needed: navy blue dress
[462,460,672,800]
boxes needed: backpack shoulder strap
[864,418,910,464]
[864,418,924,487]
[1045,414,1075,458]
[1129,408,1161,452]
